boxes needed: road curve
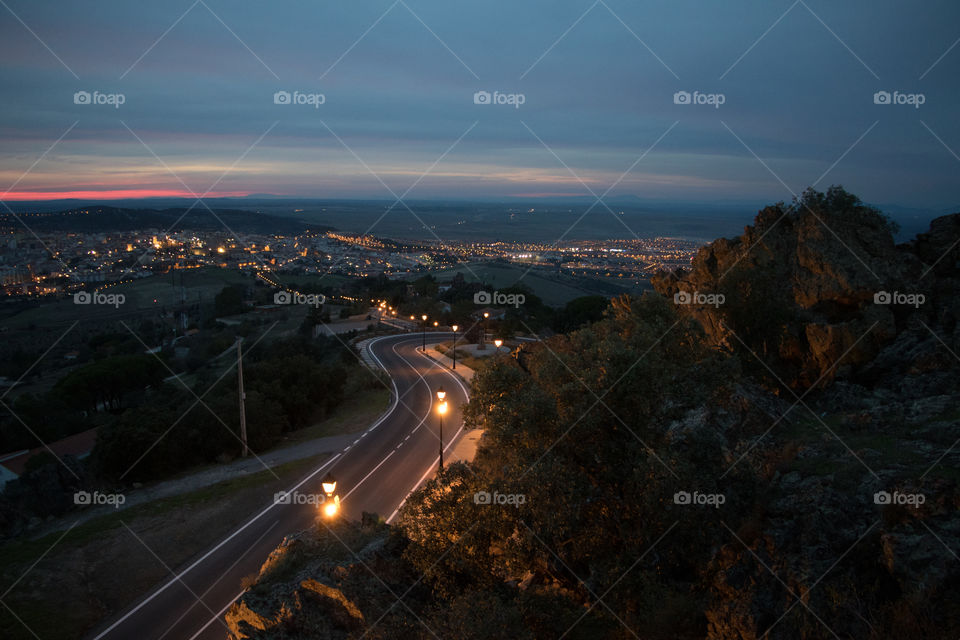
[89,333,469,640]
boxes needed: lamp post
[494,338,503,352]
[480,311,489,349]
[421,314,428,351]
[437,386,447,470]
[451,324,458,370]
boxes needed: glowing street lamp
[451,325,459,370]
[321,473,340,518]
[321,473,337,496]
[422,314,428,351]
[437,386,447,470]
[323,499,339,518]
[494,339,503,352]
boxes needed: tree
[214,285,244,316]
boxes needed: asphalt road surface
[90,332,469,640]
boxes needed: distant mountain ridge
[0,205,333,235]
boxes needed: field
[428,262,640,306]
[0,267,251,331]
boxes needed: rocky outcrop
[652,188,953,389]
[225,515,405,640]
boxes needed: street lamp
[321,473,339,518]
[321,473,337,495]
[421,314,428,351]
[437,386,447,470]
[482,311,490,350]
[494,338,503,352]
[451,325,458,370]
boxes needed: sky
[1,0,959,208]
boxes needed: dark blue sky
[1,0,958,207]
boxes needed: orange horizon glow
[0,189,251,201]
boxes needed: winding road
[90,333,469,640]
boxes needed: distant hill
[0,205,333,235]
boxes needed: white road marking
[174,334,467,639]
[342,450,397,501]
[92,453,342,639]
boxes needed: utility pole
[237,337,249,457]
